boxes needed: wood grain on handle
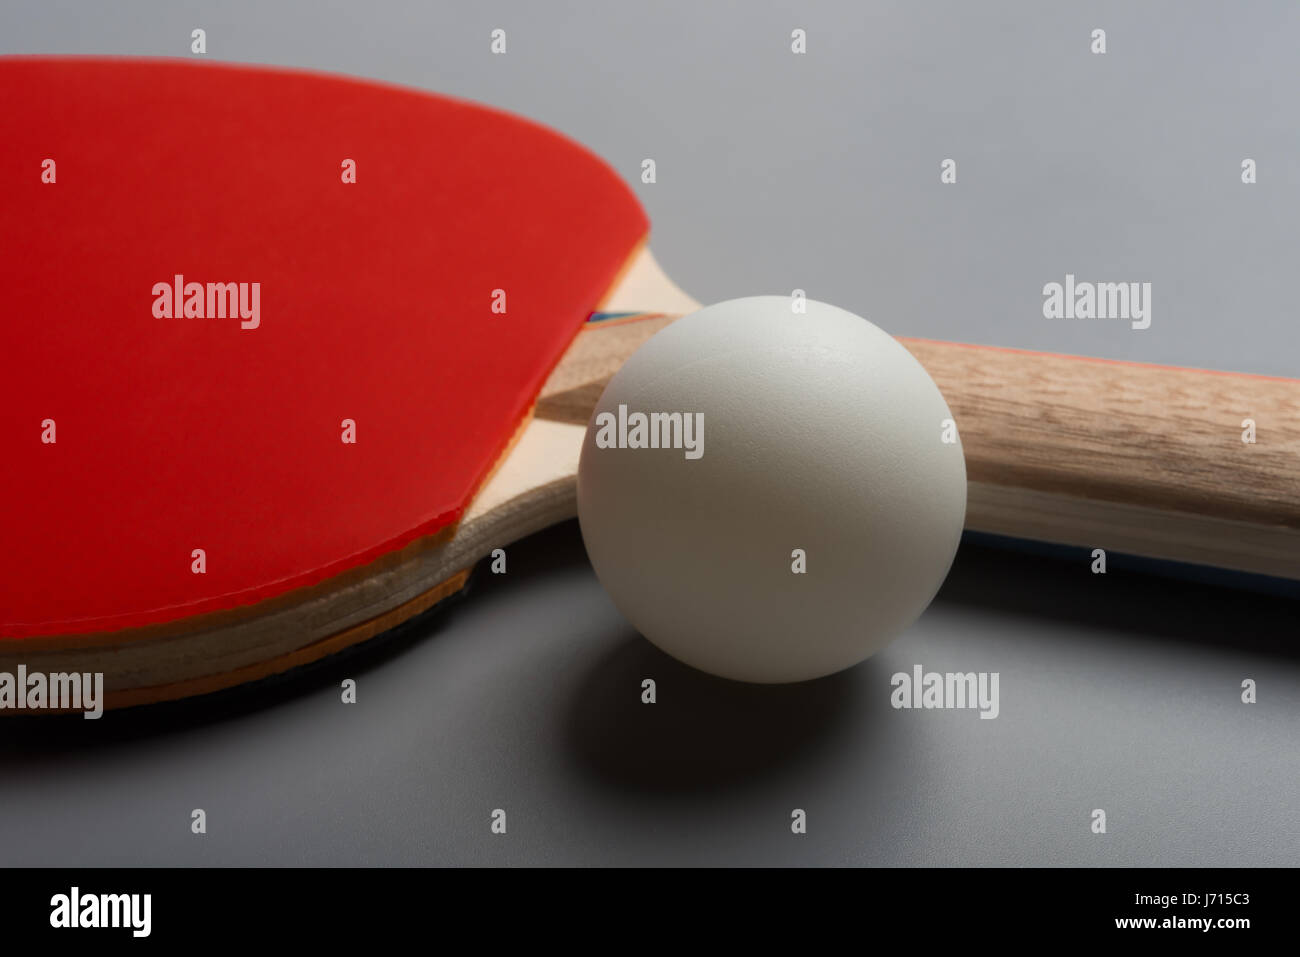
[903,339,1300,529]
[539,318,1300,580]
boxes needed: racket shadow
[0,583,474,759]
[933,538,1300,660]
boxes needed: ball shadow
[560,632,870,797]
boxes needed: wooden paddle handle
[902,339,1300,529]
[540,318,1300,578]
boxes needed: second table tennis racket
[3,58,1297,710]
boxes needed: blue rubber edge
[587,311,644,323]
[962,530,1300,600]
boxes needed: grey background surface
[1,0,1297,866]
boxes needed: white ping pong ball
[576,296,967,684]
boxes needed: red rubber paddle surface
[0,58,647,638]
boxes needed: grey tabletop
[2,0,1297,866]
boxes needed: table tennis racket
[3,58,1297,711]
